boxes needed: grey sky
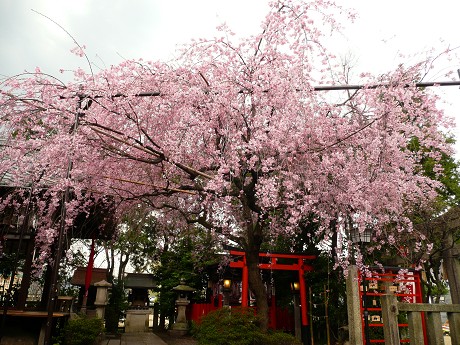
[1,0,459,154]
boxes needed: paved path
[100,333,167,345]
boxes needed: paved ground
[444,335,451,345]
[100,333,167,345]
[99,332,450,345]
[99,332,198,345]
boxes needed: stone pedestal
[125,308,151,333]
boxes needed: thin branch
[102,175,196,195]
[31,9,94,79]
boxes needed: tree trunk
[17,236,35,308]
[118,251,129,282]
[246,248,269,332]
[243,214,269,332]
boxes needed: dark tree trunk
[17,236,35,308]
[242,214,269,332]
[246,248,269,331]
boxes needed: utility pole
[309,287,314,345]
[324,285,331,345]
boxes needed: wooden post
[448,312,460,345]
[399,303,460,345]
[426,312,444,345]
[441,216,460,305]
[381,294,400,345]
[241,258,249,307]
[346,266,364,345]
[309,287,314,345]
[299,268,308,327]
[406,311,424,345]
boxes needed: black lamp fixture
[350,226,372,245]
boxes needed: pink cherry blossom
[0,0,455,330]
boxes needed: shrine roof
[124,273,156,289]
[70,267,109,286]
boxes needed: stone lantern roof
[172,279,196,293]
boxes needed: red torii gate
[228,249,316,328]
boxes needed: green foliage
[265,217,348,343]
[105,280,128,334]
[408,135,460,208]
[152,227,218,328]
[259,331,302,345]
[193,308,301,345]
[58,245,87,297]
[58,316,104,345]
[407,135,460,302]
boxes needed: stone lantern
[94,280,112,319]
[171,279,195,336]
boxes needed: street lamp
[350,226,373,345]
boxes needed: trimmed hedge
[60,316,104,345]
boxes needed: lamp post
[291,281,301,342]
[222,279,232,307]
[350,226,372,345]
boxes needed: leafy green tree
[152,227,217,330]
[406,136,460,302]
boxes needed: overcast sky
[1,0,459,155]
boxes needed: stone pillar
[94,280,111,319]
[346,265,364,344]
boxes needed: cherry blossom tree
[0,0,456,330]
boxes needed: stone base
[125,309,151,333]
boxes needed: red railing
[358,270,427,345]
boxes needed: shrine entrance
[228,249,315,327]
[189,249,316,342]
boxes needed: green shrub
[260,331,302,345]
[61,316,104,345]
[193,308,300,345]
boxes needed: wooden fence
[381,293,460,345]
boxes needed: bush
[260,331,302,345]
[61,316,104,345]
[193,308,301,345]
[105,281,128,334]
